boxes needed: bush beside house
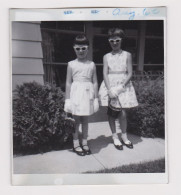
[13,82,74,154]
[127,77,165,138]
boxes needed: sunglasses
[108,39,122,44]
[74,46,88,51]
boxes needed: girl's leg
[72,115,83,152]
[118,109,132,144]
[108,115,122,146]
[81,116,90,151]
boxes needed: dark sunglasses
[108,38,122,44]
[74,46,88,51]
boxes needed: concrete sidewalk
[13,122,165,174]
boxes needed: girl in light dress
[64,34,99,156]
[99,28,138,150]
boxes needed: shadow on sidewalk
[118,133,143,145]
[89,133,143,154]
[88,135,112,154]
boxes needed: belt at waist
[73,78,91,82]
[109,71,127,74]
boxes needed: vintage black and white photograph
[11,8,166,185]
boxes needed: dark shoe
[81,145,92,155]
[114,144,123,150]
[121,140,133,149]
[73,146,85,156]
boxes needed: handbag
[107,97,122,118]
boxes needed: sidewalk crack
[92,154,106,169]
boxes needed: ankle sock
[112,133,122,146]
[82,139,88,146]
[73,140,79,148]
[82,139,89,150]
[73,140,83,152]
[121,133,131,144]
[112,133,120,140]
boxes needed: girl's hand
[108,88,117,98]
[122,83,126,89]
[113,84,126,95]
[94,98,99,113]
[64,99,72,113]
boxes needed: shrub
[127,77,165,138]
[13,82,74,154]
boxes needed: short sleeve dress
[67,59,96,116]
[99,51,138,108]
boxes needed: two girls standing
[64,28,138,156]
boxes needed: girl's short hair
[74,34,89,46]
[108,28,125,39]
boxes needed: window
[146,20,163,36]
[41,22,85,88]
[144,39,164,64]
[40,21,164,87]
[144,20,164,69]
[93,35,110,63]
[41,21,85,63]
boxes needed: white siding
[12,22,44,90]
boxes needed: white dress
[99,51,138,108]
[67,59,96,116]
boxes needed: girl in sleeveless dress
[99,28,138,150]
[64,34,99,156]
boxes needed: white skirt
[70,81,95,116]
[99,74,138,108]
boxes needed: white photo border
[10,7,167,185]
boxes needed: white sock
[82,139,89,150]
[73,140,83,152]
[73,140,79,148]
[112,133,118,139]
[121,133,131,144]
[82,139,88,146]
[112,133,122,146]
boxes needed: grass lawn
[86,158,165,173]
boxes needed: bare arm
[124,52,133,86]
[103,54,111,90]
[92,63,98,98]
[65,63,72,99]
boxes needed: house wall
[12,22,44,90]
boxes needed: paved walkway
[13,122,165,174]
